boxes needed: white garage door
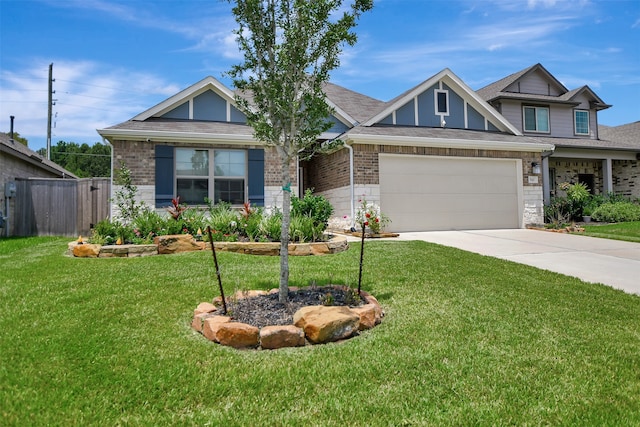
[379,154,522,232]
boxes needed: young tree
[227,0,372,303]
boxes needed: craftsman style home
[98,64,638,232]
[477,63,638,205]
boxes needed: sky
[1,0,639,152]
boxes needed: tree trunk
[279,156,292,303]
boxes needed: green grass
[583,221,640,243]
[1,236,639,426]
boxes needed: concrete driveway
[394,229,640,296]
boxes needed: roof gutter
[97,129,257,145]
[346,134,555,153]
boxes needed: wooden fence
[13,177,111,237]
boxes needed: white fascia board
[346,133,555,153]
[325,99,357,128]
[132,76,237,121]
[97,128,258,145]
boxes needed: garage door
[379,154,521,232]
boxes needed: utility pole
[47,63,54,160]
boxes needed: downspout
[345,142,355,231]
[102,137,114,219]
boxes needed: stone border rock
[191,286,384,350]
[68,234,349,258]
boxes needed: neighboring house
[99,69,555,232]
[477,63,639,203]
[0,132,77,235]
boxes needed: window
[435,90,449,115]
[574,110,589,135]
[175,148,246,205]
[523,106,549,133]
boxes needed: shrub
[289,214,323,243]
[592,202,640,223]
[261,208,283,241]
[132,209,164,243]
[291,189,334,228]
[207,201,240,236]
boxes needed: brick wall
[549,159,603,196]
[613,160,639,197]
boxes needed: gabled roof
[132,76,237,121]
[359,68,521,135]
[0,133,77,179]
[477,63,567,102]
[477,63,611,111]
[322,81,385,125]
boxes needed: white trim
[434,89,450,116]
[97,128,257,144]
[347,134,555,152]
[414,97,419,126]
[464,101,468,128]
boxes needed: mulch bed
[226,286,365,328]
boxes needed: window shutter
[155,145,174,207]
[247,149,265,206]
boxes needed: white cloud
[0,59,179,149]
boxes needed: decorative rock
[194,302,217,315]
[350,303,380,330]
[216,322,260,349]
[154,234,202,254]
[125,244,158,257]
[293,306,360,344]
[233,290,269,300]
[202,316,232,342]
[191,312,216,332]
[260,325,306,349]
[72,243,101,258]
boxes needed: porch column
[602,158,613,195]
[542,156,551,205]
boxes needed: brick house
[478,63,639,204]
[97,66,637,232]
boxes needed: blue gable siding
[380,114,393,125]
[230,105,246,123]
[193,90,226,121]
[443,83,464,129]
[467,105,485,130]
[161,102,189,119]
[395,101,415,126]
[326,115,350,133]
[417,85,438,127]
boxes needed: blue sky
[1,0,639,152]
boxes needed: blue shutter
[155,145,174,207]
[247,149,265,206]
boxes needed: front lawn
[583,221,640,243]
[1,237,639,425]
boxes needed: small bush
[261,208,283,241]
[592,202,640,223]
[291,189,334,228]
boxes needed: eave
[97,128,259,145]
[345,134,555,153]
